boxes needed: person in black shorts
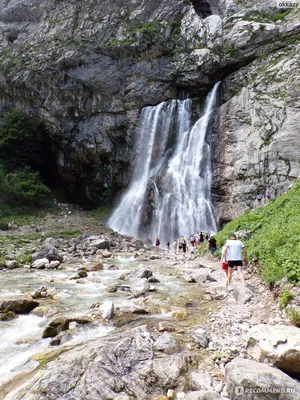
[222,233,248,287]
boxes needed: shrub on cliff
[0,166,51,218]
[0,109,40,172]
[215,181,300,286]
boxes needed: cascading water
[109,82,220,245]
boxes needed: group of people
[256,188,271,206]
[155,231,216,259]
[155,231,247,288]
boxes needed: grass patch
[88,206,110,221]
[287,308,300,327]
[214,180,300,286]
[279,288,294,309]
[48,229,82,239]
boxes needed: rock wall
[0,0,299,219]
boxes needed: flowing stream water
[109,83,220,245]
[0,256,207,386]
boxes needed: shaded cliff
[0,0,299,221]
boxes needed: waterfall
[109,83,220,245]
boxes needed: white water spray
[109,83,220,244]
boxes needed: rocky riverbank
[0,214,300,399]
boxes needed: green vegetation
[107,21,163,47]
[287,308,300,327]
[279,288,294,309]
[36,357,48,369]
[214,180,300,286]
[243,9,292,23]
[88,205,110,221]
[0,109,52,224]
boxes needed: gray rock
[4,260,18,269]
[32,244,63,263]
[129,278,150,297]
[128,264,153,279]
[225,357,300,400]
[232,286,253,304]
[246,324,300,375]
[185,391,222,400]
[89,237,110,250]
[192,328,210,348]
[153,333,178,353]
[31,258,49,269]
[0,299,39,314]
[9,326,188,399]
[99,301,114,321]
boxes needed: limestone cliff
[0,0,299,222]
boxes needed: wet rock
[77,270,88,278]
[31,258,49,269]
[99,301,114,321]
[42,316,93,338]
[31,286,49,299]
[129,278,150,297]
[246,324,300,375]
[107,264,118,270]
[103,250,112,258]
[0,311,18,320]
[148,276,160,283]
[87,263,104,271]
[0,299,39,314]
[232,285,253,304]
[225,357,300,400]
[192,328,210,348]
[171,307,187,320]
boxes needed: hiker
[182,238,187,257]
[222,233,248,287]
[167,241,170,251]
[155,237,160,253]
[257,193,263,206]
[195,232,200,248]
[190,234,195,247]
[172,240,177,254]
[200,232,204,244]
[190,243,195,259]
[221,244,229,286]
[208,236,217,262]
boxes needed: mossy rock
[0,299,39,314]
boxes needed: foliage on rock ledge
[214,180,300,286]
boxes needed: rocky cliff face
[0,0,299,220]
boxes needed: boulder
[103,250,112,258]
[189,372,212,391]
[10,326,188,399]
[0,311,18,320]
[192,328,210,349]
[87,263,104,271]
[232,286,253,304]
[49,260,61,268]
[129,278,150,297]
[32,244,63,263]
[5,260,18,269]
[246,324,300,375]
[77,270,88,278]
[0,299,39,314]
[99,301,114,321]
[153,333,178,353]
[158,321,175,332]
[89,237,110,250]
[225,357,300,400]
[128,264,153,279]
[31,258,50,269]
[42,316,93,338]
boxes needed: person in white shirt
[222,233,248,286]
